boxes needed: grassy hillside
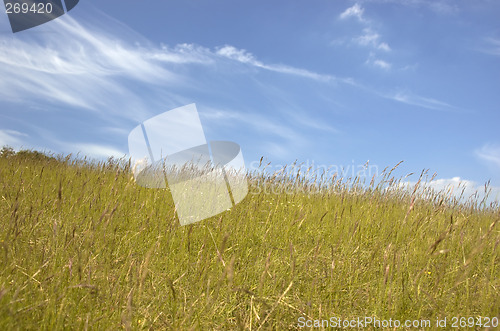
[0,147,498,330]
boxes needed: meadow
[0,147,498,330]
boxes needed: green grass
[0,147,498,330]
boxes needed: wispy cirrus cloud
[1,8,354,160]
[215,45,335,82]
[0,15,341,119]
[201,107,297,141]
[200,107,304,159]
[478,37,500,56]
[0,17,183,118]
[387,91,454,111]
[475,143,500,169]
[147,43,216,64]
[0,129,28,149]
[202,105,338,135]
[70,143,127,159]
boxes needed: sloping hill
[0,148,498,329]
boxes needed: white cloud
[479,38,500,56]
[1,9,354,163]
[355,28,391,52]
[388,91,453,111]
[261,142,292,159]
[378,42,391,52]
[0,129,28,149]
[216,45,256,64]
[200,107,299,141]
[200,107,311,160]
[287,112,339,133]
[365,52,392,70]
[340,8,393,67]
[339,3,365,21]
[475,143,500,168]
[216,45,335,82]
[0,17,339,121]
[400,176,500,207]
[373,59,392,69]
[201,101,339,139]
[356,30,380,46]
[149,44,215,64]
[71,143,126,160]
[0,16,185,117]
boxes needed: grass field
[0,147,499,330]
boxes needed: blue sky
[1,0,499,204]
